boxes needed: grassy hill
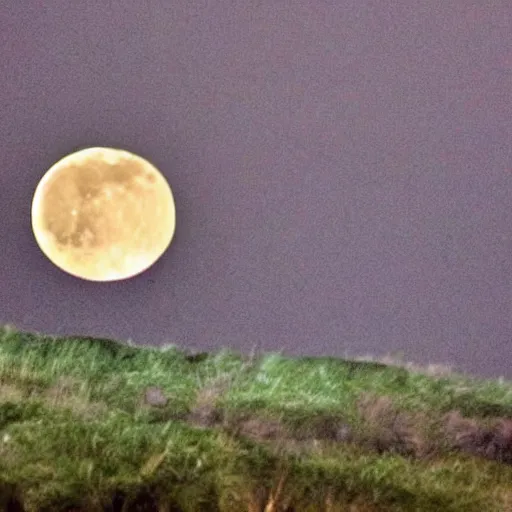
[0,324,511,511]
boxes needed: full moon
[31,147,176,281]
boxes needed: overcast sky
[0,1,511,380]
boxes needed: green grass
[0,323,511,511]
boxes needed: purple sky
[0,1,511,380]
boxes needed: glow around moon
[31,147,176,281]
